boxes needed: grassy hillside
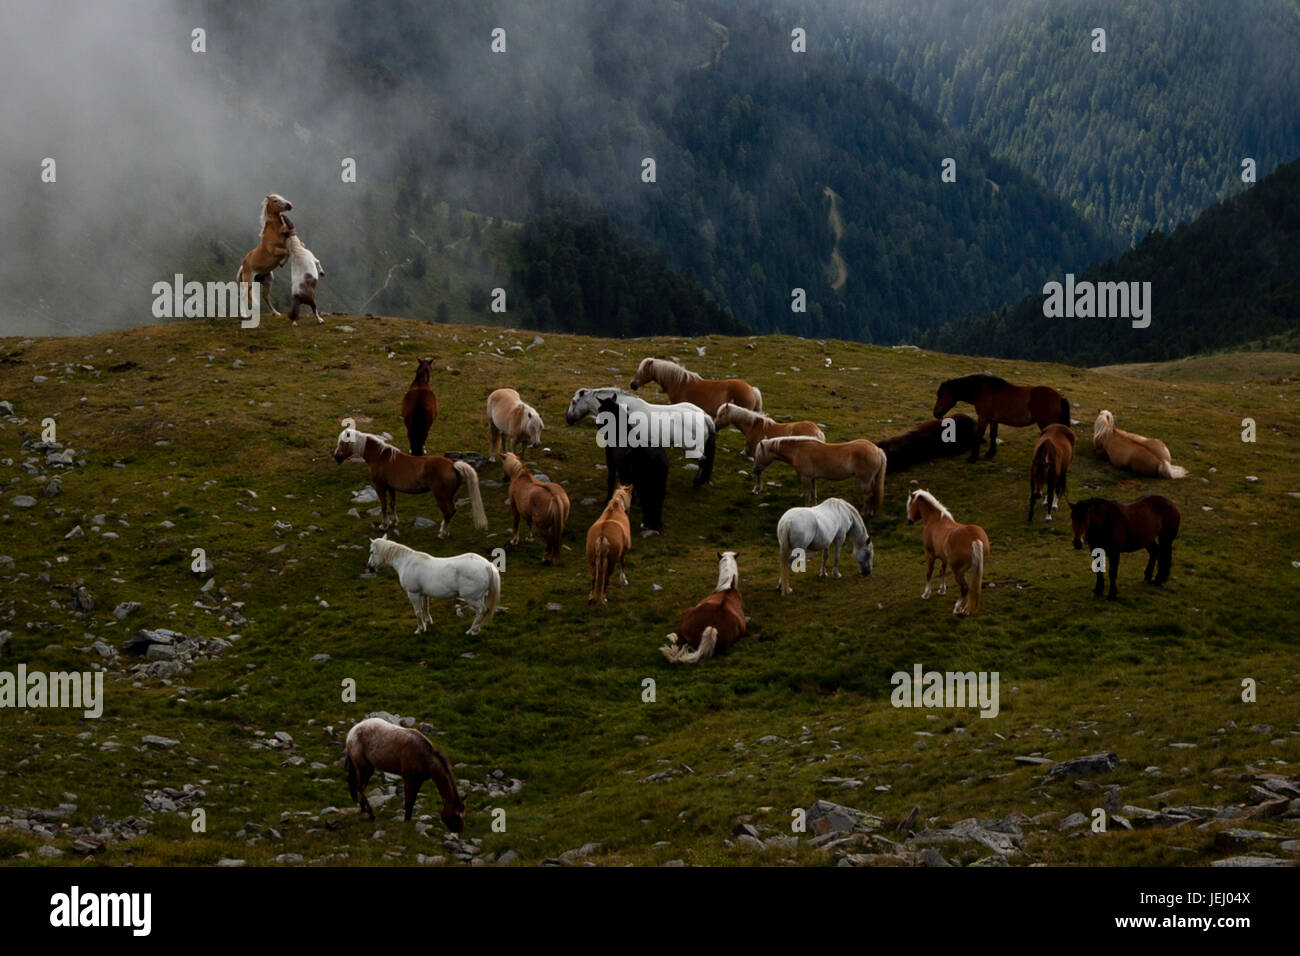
[0,316,1297,867]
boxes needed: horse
[366,535,500,635]
[876,413,980,470]
[332,427,487,536]
[752,436,886,516]
[486,388,544,461]
[630,357,762,413]
[237,193,293,316]
[279,215,325,325]
[501,452,570,563]
[906,489,990,617]
[1092,410,1189,479]
[344,717,465,832]
[565,386,717,487]
[932,374,1070,462]
[1028,424,1076,522]
[660,552,746,663]
[400,358,440,456]
[775,497,873,595]
[715,402,824,458]
[597,394,667,532]
[586,484,633,604]
[1069,495,1181,599]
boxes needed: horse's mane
[718,402,772,425]
[910,489,952,519]
[347,428,401,459]
[371,536,410,562]
[1093,409,1115,445]
[941,373,1010,396]
[258,195,286,234]
[643,358,701,386]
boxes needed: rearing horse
[630,358,763,413]
[933,374,1069,462]
[237,194,293,316]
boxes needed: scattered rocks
[1046,752,1121,780]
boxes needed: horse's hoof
[921,590,931,600]
[1044,514,1052,522]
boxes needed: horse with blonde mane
[237,194,293,316]
[501,452,571,563]
[906,489,989,617]
[586,484,633,604]
[630,357,763,413]
[366,535,500,635]
[487,388,544,461]
[753,436,886,516]
[715,402,824,458]
[661,551,746,663]
[344,717,465,831]
[776,497,873,595]
[1092,410,1188,479]
[333,426,487,536]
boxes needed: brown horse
[933,374,1070,462]
[1093,410,1188,479]
[1069,495,1181,599]
[876,413,980,470]
[237,194,293,316]
[753,436,886,516]
[501,452,570,563]
[333,426,487,537]
[1028,424,1075,522]
[400,358,440,456]
[906,489,990,617]
[586,484,633,604]
[715,402,824,457]
[630,357,763,412]
[344,717,465,831]
[661,552,746,663]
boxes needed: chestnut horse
[661,551,746,663]
[344,717,465,831]
[586,484,633,604]
[1069,495,1181,599]
[876,413,980,470]
[753,436,886,516]
[400,358,440,455]
[933,374,1070,462]
[501,452,570,563]
[1092,410,1188,479]
[487,388,544,461]
[1028,424,1075,522]
[630,358,762,413]
[906,489,989,617]
[715,402,824,458]
[237,194,293,316]
[333,426,487,536]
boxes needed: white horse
[366,536,500,635]
[486,388,544,461]
[564,386,717,486]
[775,497,873,595]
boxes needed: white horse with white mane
[565,386,717,486]
[366,536,500,635]
[776,497,874,595]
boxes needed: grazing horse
[237,193,293,316]
[1028,424,1076,522]
[486,388,544,461]
[501,452,570,563]
[933,374,1070,462]
[1069,495,1181,599]
[715,402,824,458]
[630,357,762,413]
[344,717,465,831]
[776,497,873,595]
[1092,410,1188,479]
[333,427,487,536]
[279,215,325,325]
[586,484,633,604]
[598,394,667,532]
[661,552,746,663]
[565,386,717,487]
[906,489,990,617]
[366,536,500,635]
[752,436,886,516]
[876,414,980,471]
[400,358,440,456]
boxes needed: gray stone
[11,495,36,508]
[145,644,176,660]
[1215,829,1283,850]
[497,849,520,865]
[1046,752,1121,780]
[37,844,63,858]
[915,847,952,867]
[913,817,1025,856]
[1059,812,1089,831]
[141,735,180,748]
[1210,856,1292,867]
[412,517,436,529]
[216,858,246,867]
[805,799,883,837]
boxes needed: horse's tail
[1159,460,1189,480]
[751,386,763,412]
[454,460,489,529]
[967,540,985,615]
[593,535,610,602]
[481,562,501,628]
[1059,396,1071,425]
[345,752,359,805]
[868,451,887,517]
[694,626,719,662]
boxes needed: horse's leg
[953,566,968,616]
[1144,546,1158,583]
[402,776,422,822]
[1027,482,1038,523]
[937,558,948,595]
[1157,535,1174,585]
[831,538,844,579]
[261,276,280,316]
[1044,472,1056,522]
[509,504,522,546]
[969,416,988,462]
[357,762,375,819]
[407,591,425,634]
[389,489,401,531]
[1107,550,1120,600]
[618,550,629,586]
[984,421,999,459]
[922,550,935,599]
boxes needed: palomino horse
[597,393,667,532]
[1092,410,1188,479]
[775,497,873,596]
[565,386,717,487]
[752,436,886,516]
[630,357,762,412]
[501,452,570,563]
[366,536,500,635]
[715,402,824,458]
[876,413,980,470]
[661,552,746,663]
[400,358,440,456]
[237,193,293,316]
[333,426,487,536]
[344,717,465,831]
[280,215,325,325]
[486,388,544,461]
[906,489,990,617]
[586,484,633,604]
[1028,424,1075,522]
[1069,495,1181,599]
[933,374,1070,462]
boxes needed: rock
[805,800,883,837]
[73,585,94,612]
[274,853,304,864]
[0,400,12,415]
[64,525,84,540]
[123,628,176,654]
[1215,829,1283,850]
[561,842,602,860]
[1014,756,1053,766]
[72,837,104,854]
[734,834,766,852]
[731,823,760,839]
[216,859,246,867]
[1210,856,1292,867]
[1059,812,1089,831]
[309,653,330,662]
[352,488,379,504]
[412,517,436,529]
[497,849,520,865]
[1046,752,1121,780]
[915,847,951,867]
[912,817,1024,856]
[141,735,180,748]
[37,845,64,858]
[11,495,36,508]
[145,644,176,661]
[113,601,142,620]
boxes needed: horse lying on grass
[1092,410,1188,479]
[661,551,746,663]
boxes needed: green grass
[0,317,1297,867]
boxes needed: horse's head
[414,357,433,385]
[500,452,522,480]
[365,535,386,573]
[714,402,732,426]
[265,193,292,215]
[612,483,633,511]
[932,383,955,419]
[1093,410,1114,447]
[333,427,362,463]
[629,358,653,391]
[441,791,466,835]
[525,407,544,447]
[565,388,595,426]
[906,489,923,524]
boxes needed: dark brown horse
[400,358,440,455]
[876,413,980,471]
[1028,424,1075,522]
[933,374,1070,462]
[1069,495,1181,599]
[344,717,465,832]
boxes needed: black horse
[598,394,668,531]
[1069,495,1181,599]
[876,413,981,471]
